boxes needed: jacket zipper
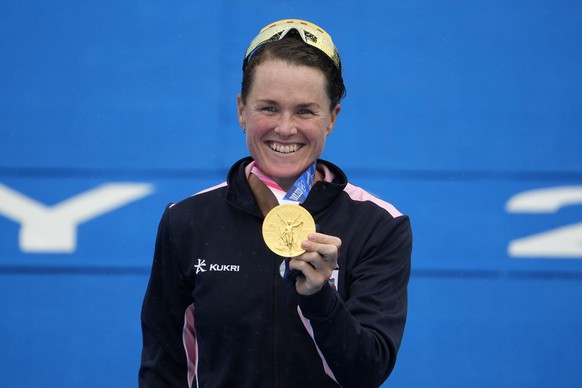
[273,254,280,388]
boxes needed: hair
[240,31,346,110]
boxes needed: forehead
[249,59,328,101]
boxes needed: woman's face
[237,59,340,190]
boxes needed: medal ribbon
[282,162,316,203]
[250,162,317,204]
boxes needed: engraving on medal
[262,204,316,257]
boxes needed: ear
[326,103,341,136]
[237,94,246,129]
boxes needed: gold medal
[262,204,316,257]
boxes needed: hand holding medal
[262,204,341,295]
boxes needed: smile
[268,142,302,154]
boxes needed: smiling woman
[139,19,412,388]
[238,59,340,191]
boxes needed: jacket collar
[225,157,348,218]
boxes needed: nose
[274,112,296,137]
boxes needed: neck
[250,161,323,202]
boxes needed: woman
[140,19,412,388]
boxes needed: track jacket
[140,157,412,388]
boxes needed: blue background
[1,1,581,387]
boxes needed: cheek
[314,126,330,145]
[316,135,328,152]
[247,114,276,134]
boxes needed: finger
[301,237,340,266]
[289,256,332,293]
[291,252,336,286]
[291,251,325,271]
[306,232,342,249]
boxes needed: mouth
[268,142,303,154]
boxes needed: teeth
[270,143,300,154]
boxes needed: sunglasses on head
[243,19,341,71]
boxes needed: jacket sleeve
[297,214,412,388]
[139,204,193,388]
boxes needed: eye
[260,106,277,113]
[297,108,314,116]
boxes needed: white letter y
[0,183,153,253]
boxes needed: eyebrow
[255,99,278,105]
[255,99,321,109]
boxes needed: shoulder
[342,183,404,219]
[315,159,407,221]
[167,181,228,218]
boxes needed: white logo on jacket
[194,259,207,274]
[194,258,240,274]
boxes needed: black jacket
[140,157,412,388]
